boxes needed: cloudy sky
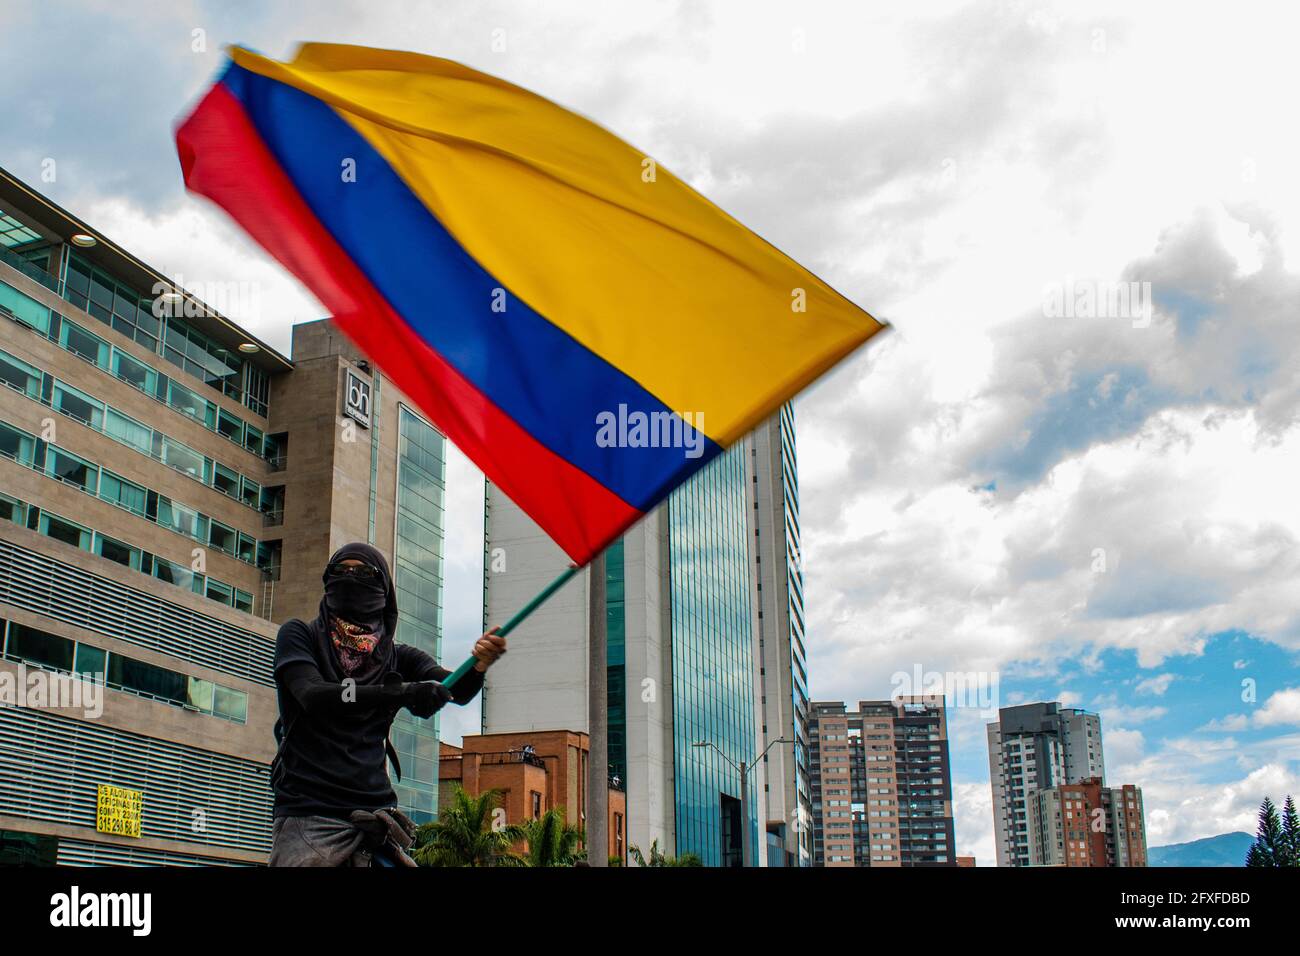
[5,0,1299,864]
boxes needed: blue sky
[3,1,1298,864]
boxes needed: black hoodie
[270,542,484,818]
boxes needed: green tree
[1282,795,1300,867]
[628,839,703,867]
[413,786,527,867]
[1245,796,1288,867]
[517,807,585,867]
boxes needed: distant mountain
[1148,832,1253,867]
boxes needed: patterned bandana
[330,616,381,676]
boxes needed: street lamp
[692,737,791,867]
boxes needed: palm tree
[413,786,527,867]
[628,839,703,867]
[517,807,585,867]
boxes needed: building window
[212,461,240,498]
[0,349,41,398]
[160,436,206,481]
[103,407,152,454]
[239,476,260,510]
[5,622,75,671]
[208,520,236,555]
[39,512,92,551]
[152,555,197,591]
[157,496,205,540]
[111,348,157,393]
[216,407,244,443]
[95,533,141,571]
[205,578,233,606]
[166,379,215,428]
[45,447,98,494]
[531,791,542,819]
[214,684,248,721]
[244,362,269,416]
[74,642,106,679]
[0,492,25,525]
[0,421,35,466]
[59,319,109,368]
[52,381,104,429]
[244,423,264,456]
[0,278,52,334]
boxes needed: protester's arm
[395,629,505,706]
[279,662,451,716]
[395,647,483,705]
[274,620,451,717]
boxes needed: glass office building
[668,443,759,867]
[606,537,627,786]
[388,405,447,823]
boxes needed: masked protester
[268,542,506,866]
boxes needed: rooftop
[0,166,293,373]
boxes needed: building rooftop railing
[0,246,59,294]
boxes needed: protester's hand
[473,627,507,671]
[407,680,454,718]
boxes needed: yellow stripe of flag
[231,43,884,447]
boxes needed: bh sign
[344,369,372,428]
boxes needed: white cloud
[1105,728,1146,766]
[1135,674,1177,697]
[1200,714,1250,732]
[1254,687,1300,728]
[1102,706,1168,728]
[952,780,997,866]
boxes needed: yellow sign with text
[96,784,143,838]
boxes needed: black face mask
[324,573,387,629]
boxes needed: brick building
[439,729,628,864]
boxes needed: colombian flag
[176,44,884,564]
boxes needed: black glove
[349,807,419,867]
[405,680,453,718]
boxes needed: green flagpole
[439,564,581,691]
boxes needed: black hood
[310,541,399,683]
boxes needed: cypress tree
[1282,795,1300,867]
[1247,796,1285,867]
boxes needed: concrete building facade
[0,167,455,863]
[1029,778,1147,867]
[809,698,957,867]
[749,406,813,867]
[986,702,1105,867]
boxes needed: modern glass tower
[668,443,758,866]
[388,406,447,823]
